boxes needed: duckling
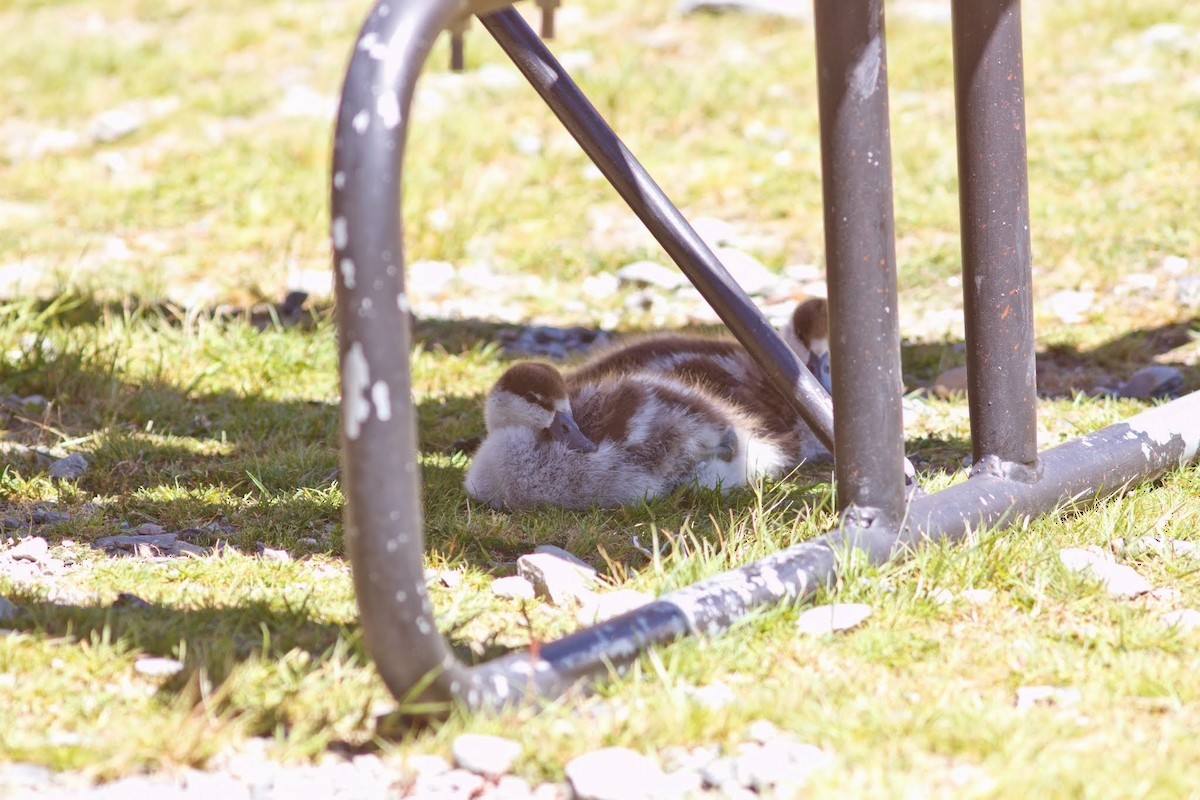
[464,298,837,509]
[781,296,831,396]
[563,296,833,464]
[464,362,789,510]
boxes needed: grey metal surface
[331,0,474,713]
[952,0,1039,475]
[812,0,907,528]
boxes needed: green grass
[2,0,1200,795]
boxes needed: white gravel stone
[616,260,689,291]
[576,589,653,624]
[1060,547,1152,598]
[532,545,598,577]
[713,247,775,295]
[134,657,185,677]
[407,259,457,298]
[685,682,735,710]
[733,740,833,791]
[689,216,738,249]
[1162,254,1191,275]
[89,107,144,143]
[1014,685,1082,711]
[959,588,996,605]
[927,587,956,606]
[517,552,597,606]
[9,536,51,563]
[746,719,779,744]
[452,733,522,777]
[796,603,872,635]
[492,575,536,601]
[405,753,452,781]
[1045,289,1095,324]
[564,747,668,800]
[1161,609,1200,630]
[581,273,620,299]
[434,568,464,589]
[1130,537,1198,559]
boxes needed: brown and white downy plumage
[464,298,832,510]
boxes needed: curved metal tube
[331,0,477,712]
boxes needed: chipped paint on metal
[332,216,348,250]
[352,109,370,133]
[343,342,372,440]
[340,257,357,289]
[372,380,392,421]
[377,91,401,129]
[1124,391,1200,465]
[850,36,882,102]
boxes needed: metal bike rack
[330,0,1200,713]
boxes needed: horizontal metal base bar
[460,391,1200,709]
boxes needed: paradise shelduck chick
[562,296,833,463]
[781,296,832,396]
[464,362,788,510]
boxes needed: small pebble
[134,657,185,677]
[48,453,88,481]
[713,246,775,296]
[576,589,653,624]
[1060,547,1152,598]
[1045,289,1094,324]
[517,552,597,606]
[8,536,50,563]
[435,569,464,589]
[1161,609,1200,630]
[733,740,832,791]
[256,542,292,562]
[492,575,536,600]
[960,588,996,605]
[616,260,689,291]
[932,366,969,397]
[564,747,668,800]
[1119,365,1184,399]
[796,603,872,635]
[1014,685,1082,711]
[451,733,522,777]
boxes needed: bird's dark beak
[549,409,598,453]
[808,351,832,396]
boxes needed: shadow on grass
[3,301,1197,567]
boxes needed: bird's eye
[523,392,541,404]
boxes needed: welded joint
[969,453,1041,484]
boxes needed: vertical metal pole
[813,0,907,527]
[952,0,1039,477]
